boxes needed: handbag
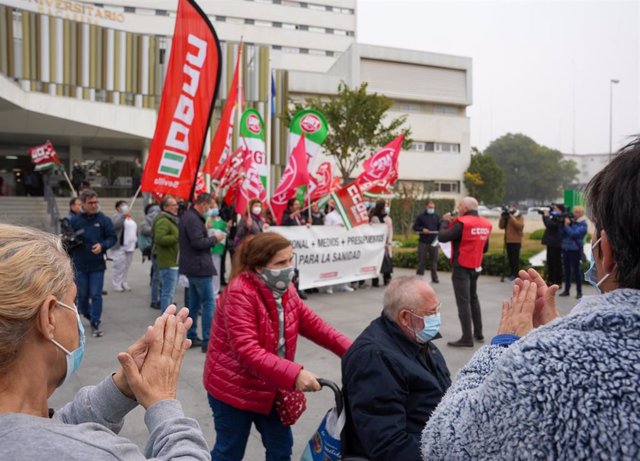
[380,250,393,274]
[275,388,307,426]
[300,407,345,461]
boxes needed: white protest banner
[270,224,388,290]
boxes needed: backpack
[138,232,153,259]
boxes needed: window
[215,15,226,21]
[325,28,334,34]
[309,26,324,33]
[296,24,308,31]
[255,20,271,27]
[420,142,460,153]
[124,6,135,13]
[272,45,282,50]
[300,2,308,8]
[434,105,458,116]
[273,21,282,27]
[411,142,425,152]
[325,50,335,57]
[155,9,168,16]
[433,181,460,193]
[245,18,255,24]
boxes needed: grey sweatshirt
[0,375,211,460]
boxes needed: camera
[501,205,515,218]
[59,218,84,252]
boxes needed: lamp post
[609,79,620,160]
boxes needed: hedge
[392,250,530,277]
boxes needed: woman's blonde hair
[0,224,74,372]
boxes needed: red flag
[356,135,403,192]
[235,145,267,215]
[204,43,243,175]
[218,147,245,189]
[194,171,207,197]
[141,0,221,200]
[270,135,310,225]
[309,161,334,201]
[28,141,61,171]
[330,182,370,230]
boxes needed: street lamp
[609,79,620,160]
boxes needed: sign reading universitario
[141,0,221,200]
[271,225,388,290]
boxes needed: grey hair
[383,275,426,320]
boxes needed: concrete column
[69,143,83,167]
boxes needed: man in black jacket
[179,192,218,352]
[542,205,564,286]
[342,276,451,461]
[413,201,441,283]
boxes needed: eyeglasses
[408,301,441,318]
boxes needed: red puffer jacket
[204,270,352,415]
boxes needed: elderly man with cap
[439,197,493,347]
[342,276,451,461]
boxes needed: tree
[289,82,411,183]
[484,133,578,203]
[463,151,505,205]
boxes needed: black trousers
[417,242,440,282]
[506,243,521,278]
[563,250,582,295]
[546,246,563,286]
[452,266,483,341]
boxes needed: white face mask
[252,206,262,215]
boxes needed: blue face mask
[50,300,85,387]
[211,208,220,217]
[408,305,441,344]
[204,208,216,218]
[584,237,611,294]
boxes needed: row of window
[398,180,461,194]
[410,142,461,153]
[251,0,354,14]
[94,2,355,34]
[395,102,460,116]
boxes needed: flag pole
[61,168,76,197]
[129,185,143,213]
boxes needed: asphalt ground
[49,255,590,460]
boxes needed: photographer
[541,205,564,286]
[498,204,524,281]
[560,205,588,299]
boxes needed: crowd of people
[1,137,639,460]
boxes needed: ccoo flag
[355,135,403,193]
[141,0,221,200]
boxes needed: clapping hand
[116,305,193,408]
[497,280,537,336]
[514,268,560,328]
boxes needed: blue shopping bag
[300,407,345,461]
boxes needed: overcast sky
[357,0,639,154]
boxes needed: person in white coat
[111,200,138,291]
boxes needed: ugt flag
[141,0,221,200]
[355,134,403,192]
[270,135,310,225]
[287,109,328,166]
[239,108,267,188]
[235,145,267,215]
[28,141,61,171]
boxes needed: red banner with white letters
[141,0,221,200]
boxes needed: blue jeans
[159,268,178,313]
[187,276,215,346]
[150,255,161,304]
[76,270,105,324]
[208,394,293,461]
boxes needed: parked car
[526,206,550,215]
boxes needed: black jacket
[542,215,563,248]
[69,212,117,273]
[342,315,451,461]
[178,207,217,277]
[413,211,440,243]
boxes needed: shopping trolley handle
[317,378,344,415]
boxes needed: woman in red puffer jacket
[203,232,352,460]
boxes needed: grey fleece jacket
[0,375,210,460]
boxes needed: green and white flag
[239,108,267,188]
[287,109,328,169]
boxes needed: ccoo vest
[451,214,493,269]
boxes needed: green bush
[392,249,532,277]
[389,197,455,237]
[529,229,545,241]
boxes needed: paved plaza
[49,257,591,460]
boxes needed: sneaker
[122,282,131,291]
[325,287,334,295]
[576,293,583,300]
[343,285,355,292]
[190,338,203,348]
[559,291,570,297]
[150,301,160,310]
[112,285,124,292]
[91,322,103,337]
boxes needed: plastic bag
[300,408,345,461]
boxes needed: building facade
[0,0,470,202]
[562,153,610,187]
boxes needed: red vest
[451,214,493,269]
